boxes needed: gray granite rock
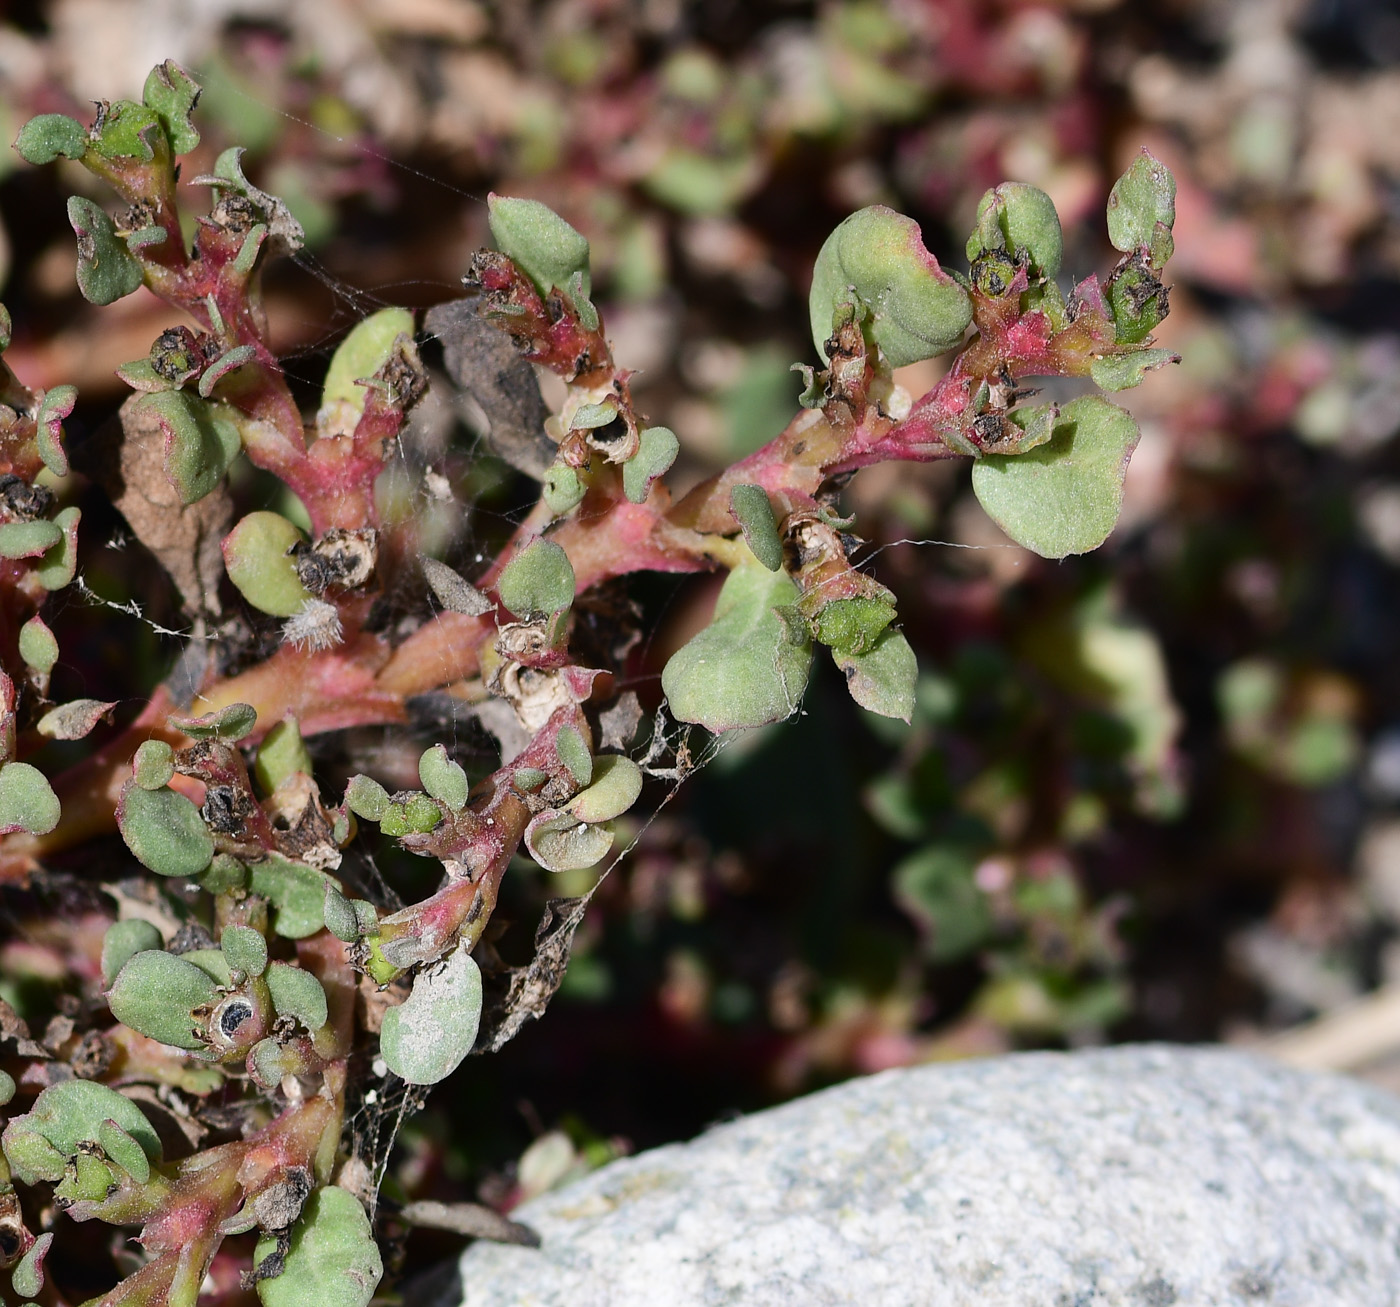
[453,1045,1400,1306]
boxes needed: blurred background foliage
[5,0,1400,1283]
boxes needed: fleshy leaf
[0,763,60,836]
[0,521,62,559]
[729,484,782,571]
[662,562,813,732]
[487,194,591,301]
[568,754,643,823]
[1090,348,1178,393]
[253,1186,381,1307]
[169,701,257,741]
[117,782,214,877]
[133,739,176,790]
[66,197,143,305]
[249,857,330,939]
[421,556,493,617]
[379,946,483,1085]
[97,1118,151,1184]
[379,794,442,837]
[91,99,162,161]
[1,1079,162,1187]
[344,775,389,821]
[107,949,218,1050]
[525,811,615,872]
[809,206,972,367]
[323,887,361,943]
[18,616,58,674]
[554,725,592,787]
[101,919,163,988]
[15,114,88,165]
[320,307,415,423]
[265,961,328,1030]
[35,507,80,591]
[833,628,917,721]
[12,1232,51,1297]
[623,425,680,504]
[223,512,313,617]
[970,396,1141,559]
[221,924,268,978]
[418,744,468,812]
[255,716,312,793]
[36,385,76,476]
[497,538,575,618]
[1106,149,1176,268]
[142,59,201,156]
[139,391,242,504]
[813,596,895,657]
[544,463,587,515]
[967,183,1063,279]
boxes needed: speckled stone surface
[453,1045,1400,1306]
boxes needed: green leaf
[543,463,587,515]
[254,1186,381,1307]
[15,114,88,164]
[966,182,1063,279]
[662,562,812,732]
[1106,149,1176,268]
[623,425,680,504]
[0,1070,12,1107]
[555,724,592,787]
[568,754,643,823]
[101,919,164,989]
[729,484,782,571]
[142,60,201,155]
[36,385,76,478]
[809,206,971,367]
[66,197,143,305]
[107,949,218,1050]
[12,1232,51,1298]
[35,507,80,591]
[18,616,57,674]
[117,782,214,877]
[418,744,468,812]
[812,596,895,656]
[970,395,1140,559]
[97,1118,151,1184]
[322,887,361,943]
[379,795,442,837]
[91,100,163,161]
[265,961,328,1031]
[379,946,483,1085]
[0,521,62,559]
[525,811,615,872]
[0,763,60,836]
[487,194,591,301]
[893,845,992,962]
[133,740,176,790]
[197,853,248,894]
[223,511,313,617]
[256,716,313,793]
[1089,348,1178,393]
[833,628,917,722]
[169,701,258,741]
[343,775,389,821]
[139,391,242,504]
[249,857,331,939]
[497,537,575,618]
[320,307,414,421]
[221,924,268,978]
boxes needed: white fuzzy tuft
[282,598,344,652]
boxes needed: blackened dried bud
[168,920,215,955]
[971,249,1020,299]
[150,325,206,383]
[117,199,159,235]
[215,995,256,1041]
[252,1167,312,1232]
[294,528,378,594]
[381,344,428,412]
[211,192,260,234]
[0,475,52,522]
[201,783,253,835]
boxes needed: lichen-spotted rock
[452,1046,1400,1305]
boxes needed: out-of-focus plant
[0,61,1177,1305]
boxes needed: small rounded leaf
[0,1070,15,1106]
[418,744,468,812]
[497,538,575,619]
[323,886,361,943]
[967,183,1063,279]
[320,307,415,422]
[97,1118,151,1184]
[17,617,57,677]
[487,194,591,301]
[0,521,62,559]
[101,919,163,988]
[833,628,918,722]
[812,596,895,657]
[66,197,143,305]
[118,782,214,877]
[568,754,643,823]
[970,396,1141,559]
[265,961,328,1031]
[379,946,483,1085]
[623,425,680,505]
[1107,149,1177,267]
[543,463,587,516]
[141,391,242,505]
[344,775,389,821]
[729,484,782,571]
[809,206,972,367]
[554,725,592,787]
[15,114,88,164]
[525,810,615,873]
[248,857,330,939]
[133,739,176,790]
[169,701,257,742]
[255,716,313,793]
[221,924,268,978]
[35,507,80,591]
[12,1231,52,1297]
[223,512,313,618]
[143,60,202,155]
[0,763,61,836]
[662,562,813,732]
[254,1186,381,1307]
[107,949,219,1050]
